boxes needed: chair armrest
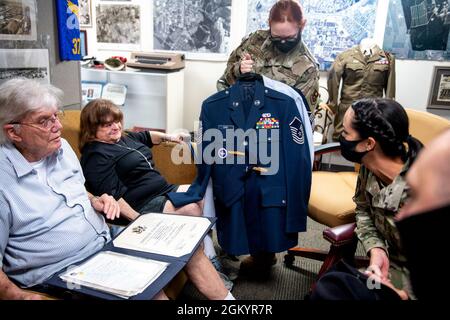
[152,141,197,185]
[314,142,340,156]
[323,222,356,246]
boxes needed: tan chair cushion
[308,171,358,227]
[60,109,82,159]
[152,142,197,185]
[406,108,450,146]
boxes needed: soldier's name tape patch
[289,117,304,145]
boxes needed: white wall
[182,60,227,131]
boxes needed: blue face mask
[339,135,369,164]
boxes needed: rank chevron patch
[289,117,304,145]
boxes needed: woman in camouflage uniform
[339,98,423,297]
[216,0,319,276]
[217,0,320,113]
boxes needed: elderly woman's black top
[80,131,173,210]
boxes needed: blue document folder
[45,213,216,300]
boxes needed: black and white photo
[153,0,231,59]
[438,74,450,102]
[401,0,450,51]
[428,66,450,110]
[79,0,92,27]
[0,67,47,80]
[0,49,49,85]
[0,0,37,41]
[96,4,140,48]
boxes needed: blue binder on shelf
[45,213,216,300]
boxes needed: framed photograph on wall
[428,66,450,110]
[80,30,87,57]
[0,49,50,85]
[79,0,92,28]
[96,4,141,51]
[81,82,103,102]
[153,0,231,61]
[0,0,37,41]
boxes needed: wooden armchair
[285,108,450,286]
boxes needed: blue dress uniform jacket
[168,79,311,255]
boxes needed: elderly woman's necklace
[114,140,154,170]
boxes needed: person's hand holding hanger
[240,52,254,74]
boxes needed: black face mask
[339,135,369,164]
[271,32,301,53]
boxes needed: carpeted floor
[179,218,365,300]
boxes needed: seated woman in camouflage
[339,98,423,298]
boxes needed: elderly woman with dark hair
[79,99,195,220]
[338,98,423,298]
[79,99,234,290]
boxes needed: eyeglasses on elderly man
[10,110,65,132]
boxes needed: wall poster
[153,0,232,60]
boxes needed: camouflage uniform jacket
[354,160,410,266]
[327,45,396,114]
[217,30,320,112]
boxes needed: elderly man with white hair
[0,78,234,300]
